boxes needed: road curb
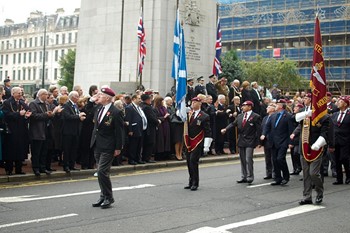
[0,152,265,184]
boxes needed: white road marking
[0,213,78,229]
[189,205,325,233]
[246,183,272,188]
[0,184,155,203]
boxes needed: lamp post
[41,15,47,88]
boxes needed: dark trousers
[264,146,274,177]
[227,127,236,153]
[301,154,323,200]
[31,139,48,172]
[4,160,22,173]
[334,145,350,182]
[94,151,114,199]
[142,142,154,162]
[62,135,79,169]
[290,146,302,173]
[271,145,290,182]
[186,145,202,187]
[128,136,142,163]
[80,147,95,169]
[322,149,336,176]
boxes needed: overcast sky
[0,0,81,25]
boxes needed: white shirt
[99,103,112,123]
[133,103,147,130]
[337,109,347,124]
[193,109,200,119]
[243,110,253,121]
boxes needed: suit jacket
[261,115,273,149]
[227,111,261,148]
[250,89,262,115]
[327,102,338,114]
[206,82,218,103]
[61,101,81,136]
[194,85,207,96]
[125,103,143,137]
[140,102,158,144]
[29,99,50,140]
[216,103,228,131]
[263,110,294,148]
[228,85,241,104]
[187,111,211,141]
[90,104,124,153]
[331,110,350,147]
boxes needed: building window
[56,34,59,44]
[55,50,58,61]
[40,51,42,62]
[13,39,17,49]
[45,68,48,80]
[13,54,16,64]
[0,55,3,65]
[23,53,26,63]
[13,70,16,80]
[75,32,78,43]
[54,68,58,80]
[5,71,8,78]
[68,33,72,43]
[17,70,21,80]
[1,41,4,50]
[40,36,43,46]
[29,38,33,47]
[5,55,8,65]
[35,37,38,47]
[33,68,36,80]
[28,52,32,63]
[28,69,31,80]
[18,53,21,64]
[45,51,48,62]
[46,35,49,46]
[0,71,2,81]
[6,40,9,49]
[62,34,65,44]
[34,52,37,63]
[23,69,26,80]
[61,49,64,58]
[24,39,27,48]
[19,39,22,48]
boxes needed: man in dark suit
[250,81,262,115]
[91,87,124,209]
[215,94,228,155]
[329,96,350,185]
[125,94,147,165]
[194,76,207,96]
[29,89,55,176]
[140,94,158,163]
[206,74,218,103]
[184,97,211,191]
[186,78,195,106]
[222,101,261,184]
[61,91,86,172]
[260,103,276,180]
[228,79,241,105]
[226,96,241,154]
[261,99,294,186]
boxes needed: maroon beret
[277,99,287,104]
[191,97,202,102]
[326,92,332,97]
[340,96,349,106]
[242,100,254,107]
[305,93,312,98]
[101,87,115,97]
[144,91,153,95]
[296,103,304,108]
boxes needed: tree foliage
[221,50,246,83]
[58,49,76,91]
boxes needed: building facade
[219,0,350,94]
[0,9,79,94]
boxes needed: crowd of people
[0,74,349,205]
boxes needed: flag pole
[174,0,179,88]
[140,0,144,86]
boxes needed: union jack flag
[212,18,222,76]
[137,15,146,77]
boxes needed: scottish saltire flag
[137,14,146,77]
[171,9,187,122]
[212,18,222,76]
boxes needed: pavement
[0,147,265,183]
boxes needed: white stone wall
[75,0,217,96]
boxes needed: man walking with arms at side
[91,87,124,209]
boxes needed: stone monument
[74,0,217,95]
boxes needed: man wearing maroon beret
[222,100,261,184]
[91,87,124,209]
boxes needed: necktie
[138,106,147,130]
[98,106,105,123]
[275,112,283,127]
[242,112,247,127]
[73,104,79,115]
[337,111,344,126]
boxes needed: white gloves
[203,138,213,153]
[311,136,327,151]
[295,110,312,122]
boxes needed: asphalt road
[0,157,350,233]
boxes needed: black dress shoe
[64,167,71,173]
[101,198,115,209]
[345,178,350,184]
[92,198,105,207]
[137,161,145,164]
[315,194,323,204]
[263,176,272,180]
[333,181,343,185]
[247,180,253,184]
[128,161,137,165]
[290,172,299,175]
[34,170,41,176]
[6,171,13,175]
[270,181,281,186]
[280,180,289,186]
[184,185,191,189]
[237,179,247,183]
[299,199,313,205]
[15,171,26,175]
[40,170,52,175]
[70,167,80,171]
[190,186,198,191]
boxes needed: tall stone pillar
[75,0,217,95]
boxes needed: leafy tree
[221,50,246,83]
[58,49,76,91]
